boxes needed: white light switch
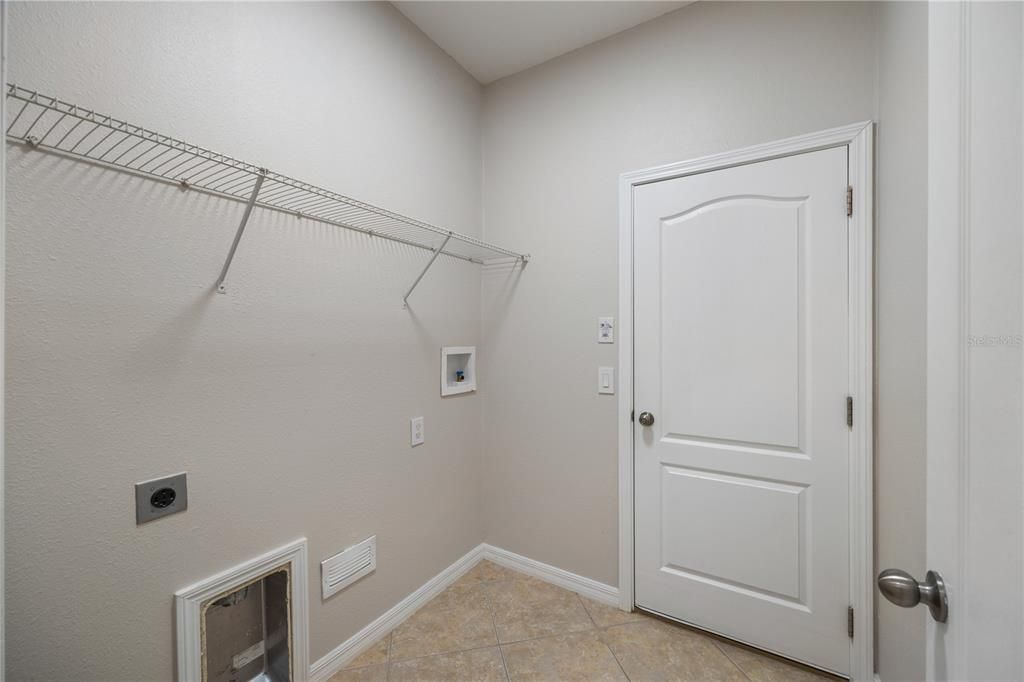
[598,367,615,395]
[598,317,615,344]
[410,417,424,446]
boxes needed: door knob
[638,411,655,426]
[877,568,948,623]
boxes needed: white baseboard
[480,544,619,607]
[308,543,620,681]
[308,543,485,682]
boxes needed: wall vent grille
[321,536,376,600]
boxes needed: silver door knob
[638,411,655,426]
[878,568,948,623]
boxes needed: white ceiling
[393,1,692,84]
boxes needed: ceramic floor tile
[716,640,841,682]
[492,592,594,643]
[578,596,646,628]
[390,603,498,662]
[389,646,508,682]
[327,663,387,682]
[327,562,833,682]
[600,619,746,681]
[460,560,519,584]
[501,630,627,682]
[486,574,576,611]
[424,579,492,614]
[342,633,390,671]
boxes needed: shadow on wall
[481,260,526,342]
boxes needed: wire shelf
[4,83,529,286]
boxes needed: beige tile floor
[329,561,841,682]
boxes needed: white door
[633,146,852,675]
[923,3,1023,680]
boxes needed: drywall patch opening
[176,539,309,682]
[201,566,290,682]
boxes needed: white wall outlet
[410,416,424,446]
[598,317,615,343]
[598,367,615,394]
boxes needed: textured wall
[6,3,485,679]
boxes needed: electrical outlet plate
[410,416,424,446]
[598,317,614,343]
[135,472,188,524]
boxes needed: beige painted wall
[5,3,485,679]
[480,1,926,678]
[6,2,931,680]
[481,0,880,587]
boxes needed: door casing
[617,121,874,681]
[926,3,1024,679]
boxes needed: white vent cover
[321,536,376,600]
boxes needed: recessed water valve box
[441,346,476,396]
[135,472,188,524]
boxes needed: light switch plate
[598,367,615,394]
[598,317,614,343]
[135,472,188,525]
[410,416,424,446]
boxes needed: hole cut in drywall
[202,567,290,682]
[176,538,309,682]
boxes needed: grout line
[603,639,631,681]
[577,593,630,675]
[577,593,599,629]
[576,595,632,681]
[710,639,753,682]
[480,570,511,681]
[384,631,393,682]
[493,624,597,648]
[489,594,512,682]
[389,642,506,667]
[338,634,393,676]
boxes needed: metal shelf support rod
[215,169,267,294]
[403,232,452,308]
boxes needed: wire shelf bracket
[403,232,452,308]
[215,169,267,294]
[4,84,530,304]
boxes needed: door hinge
[846,186,853,217]
[848,606,855,638]
[846,396,853,428]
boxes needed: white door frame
[926,6,968,677]
[1,3,9,672]
[617,121,874,681]
[926,3,1024,679]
